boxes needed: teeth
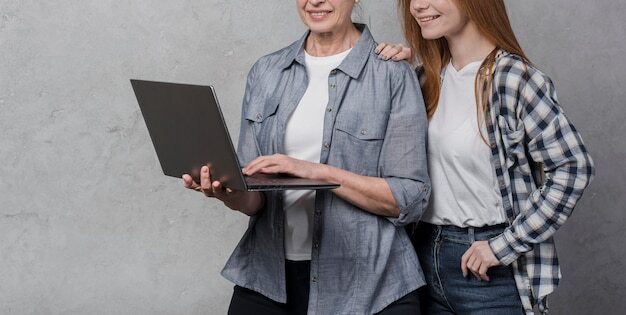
[420,16,439,22]
[311,12,329,17]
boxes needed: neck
[446,21,496,70]
[306,23,360,57]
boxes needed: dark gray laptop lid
[130,79,248,191]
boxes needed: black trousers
[228,260,421,315]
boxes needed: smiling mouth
[418,15,440,22]
[309,11,332,19]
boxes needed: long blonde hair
[398,0,529,119]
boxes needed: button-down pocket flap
[498,115,531,174]
[497,115,524,141]
[244,97,280,123]
[335,112,388,140]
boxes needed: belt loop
[468,227,475,243]
[434,225,442,242]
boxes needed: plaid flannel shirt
[418,50,594,314]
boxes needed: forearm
[489,168,592,265]
[315,164,400,217]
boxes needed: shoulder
[365,52,418,90]
[373,51,416,78]
[493,51,561,121]
[494,52,555,93]
[247,39,301,78]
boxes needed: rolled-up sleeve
[382,63,431,226]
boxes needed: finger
[199,166,217,197]
[394,46,412,61]
[466,253,480,278]
[469,258,482,280]
[211,180,228,200]
[243,156,274,175]
[379,45,399,60]
[243,155,266,171]
[244,156,284,175]
[200,166,212,189]
[183,175,204,193]
[182,174,199,189]
[478,262,491,282]
[391,49,405,61]
[244,160,272,176]
[461,248,472,278]
[375,42,389,54]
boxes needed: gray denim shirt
[221,24,430,314]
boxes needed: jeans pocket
[487,264,515,281]
[442,236,472,245]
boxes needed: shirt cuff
[488,228,527,266]
[385,177,430,227]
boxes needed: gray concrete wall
[504,1,626,313]
[0,1,622,314]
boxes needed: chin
[420,30,444,40]
[307,23,336,34]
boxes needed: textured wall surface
[504,1,626,314]
[0,1,623,314]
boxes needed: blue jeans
[411,222,525,315]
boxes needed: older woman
[182,0,430,314]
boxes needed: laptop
[130,79,340,192]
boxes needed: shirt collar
[280,23,374,79]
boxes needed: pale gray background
[0,0,623,314]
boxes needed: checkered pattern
[419,51,595,314]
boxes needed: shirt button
[330,69,337,75]
[323,143,330,149]
[311,276,317,283]
[360,129,367,135]
[329,84,336,89]
[327,107,333,112]
[255,113,262,120]
[313,243,319,249]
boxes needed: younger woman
[378,0,594,313]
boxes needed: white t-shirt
[421,61,507,228]
[283,49,351,261]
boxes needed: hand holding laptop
[182,165,265,216]
[182,153,325,215]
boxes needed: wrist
[238,191,264,216]
[488,232,520,266]
[315,164,336,183]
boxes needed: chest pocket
[497,115,531,176]
[333,111,389,176]
[244,97,280,155]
